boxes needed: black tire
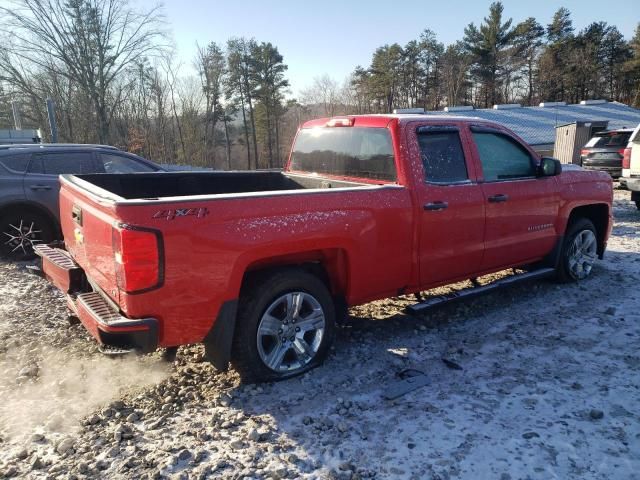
[635,200,640,210]
[556,218,598,283]
[231,268,336,383]
[0,210,56,260]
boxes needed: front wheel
[231,269,336,383]
[556,218,598,282]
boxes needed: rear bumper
[33,244,158,353]
[582,164,622,178]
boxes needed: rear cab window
[289,126,396,182]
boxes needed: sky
[138,0,640,97]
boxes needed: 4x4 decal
[152,207,210,221]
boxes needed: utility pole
[46,98,58,143]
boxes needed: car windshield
[289,127,396,182]
[585,132,632,148]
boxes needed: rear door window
[29,152,95,175]
[290,127,396,181]
[0,154,31,173]
[472,131,536,181]
[417,128,468,183]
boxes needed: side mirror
[538,157,562,177]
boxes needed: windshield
[289,127,396,181]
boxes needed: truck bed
[73,171,370,200]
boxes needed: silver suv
[0,144,163,259]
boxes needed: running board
[406,268,556,315]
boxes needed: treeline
[306,3,640,116]
[0,0,639,170]
[0,0,296,169]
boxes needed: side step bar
[406,268,556,315]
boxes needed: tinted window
[0,154,30,172]
[472,132,535,181]
[585,132,632,148]
[417,130,468,183]
[29,152,94,175]
[290,127,396,181]
[101,153,157,173]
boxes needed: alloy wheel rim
[568,229,597,280]
[2,219,42,256]
[257,291,325,373]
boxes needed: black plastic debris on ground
[383,369,430,400]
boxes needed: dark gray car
[0,144,163,259]
[580,129,634,178]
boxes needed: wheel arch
[240,248,351,303]
[566,203,609,258]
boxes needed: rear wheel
[231,269,335,383]
[556,218,598,282]
[0,210,56,260]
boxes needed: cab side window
[29,152,94,175]
[417,128,468,183]
[472,131,536,181]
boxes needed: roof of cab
[301,114,488,129]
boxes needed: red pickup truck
[35,114,613,382]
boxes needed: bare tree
[195,42,225,167]
[301,75,340,116]
[0,0,166,143]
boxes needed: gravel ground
[0,189,639,480]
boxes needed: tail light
[113,225,163,293]
[580,149,589,157]
[622,147,632,169]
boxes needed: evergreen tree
[463,1,516,107]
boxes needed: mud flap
[203,300,238,371]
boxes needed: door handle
[424,201,448,211]
[29,185,52,191]
[488,194,508,203]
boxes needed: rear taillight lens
[580,149,589,157]
[113,225,163,293]
[622,147,632,169]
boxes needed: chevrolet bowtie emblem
[74,228,84,244]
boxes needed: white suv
[621,123,640,209]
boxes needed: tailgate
[59,179,120,304]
